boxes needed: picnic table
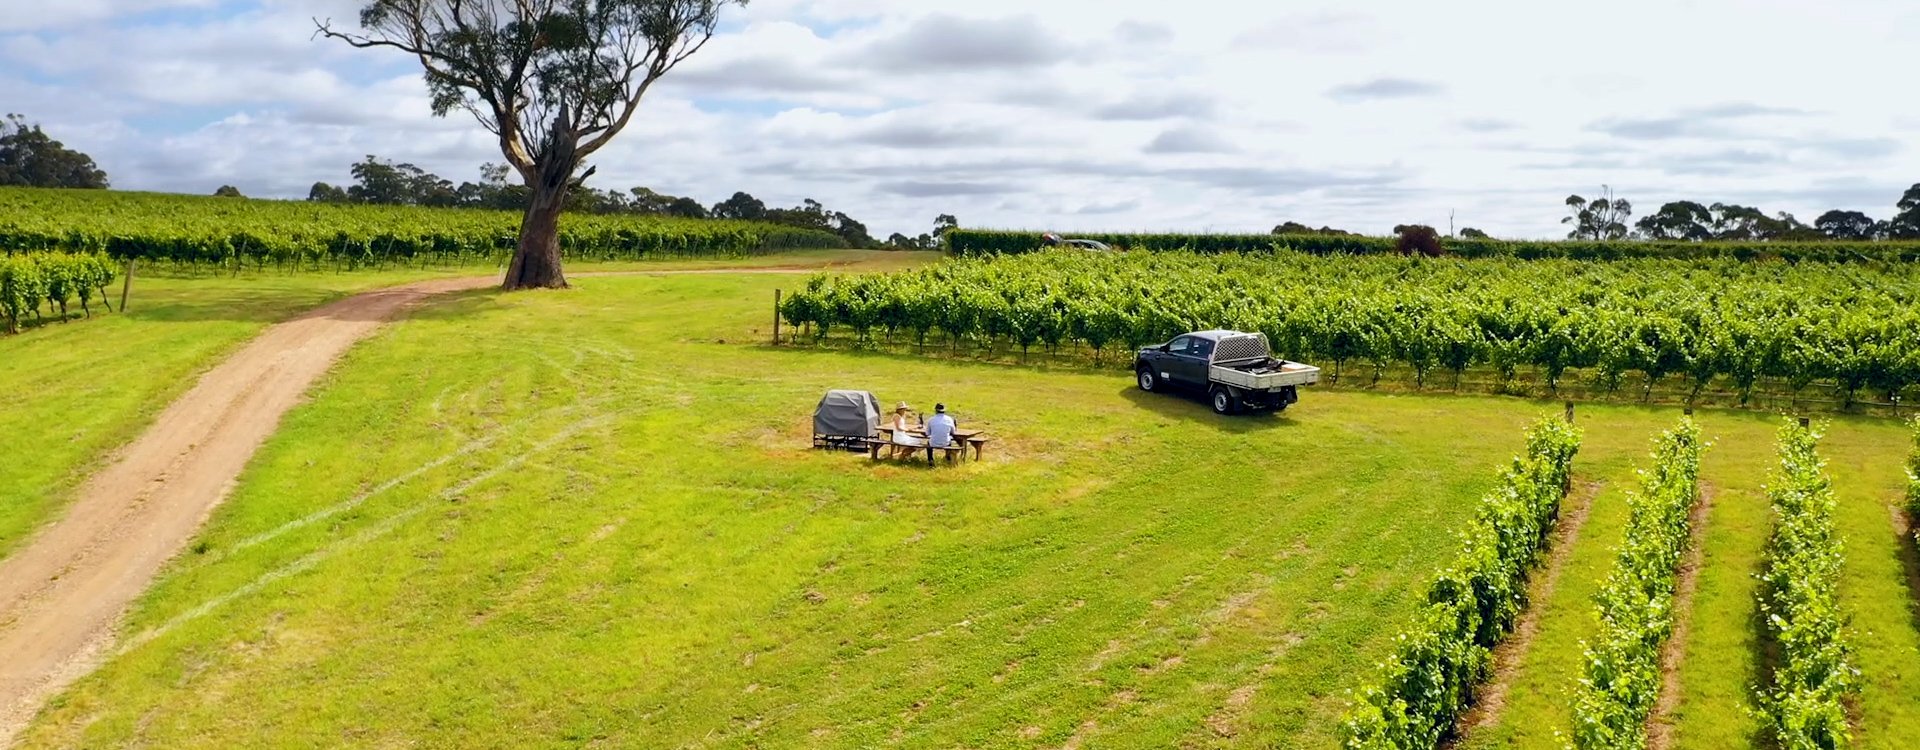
[872,425,990,465]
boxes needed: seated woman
[888,402,925,459]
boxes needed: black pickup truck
[1135,330,1322,414]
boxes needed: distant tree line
[1277,182,1920,244]
[1563,183,1920,241]
[1270,221,1357,236]
[14,115,1920,246]
[306,156,955,249]
[1275,220,1497,241]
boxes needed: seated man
[926,403,957,451]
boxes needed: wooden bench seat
[868,438,969,465]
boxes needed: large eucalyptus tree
[319,0,743,289]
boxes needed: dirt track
[0,269,817,743]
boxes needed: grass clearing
[12,261,1920,747]
[22,273,1540,747]
[0,250,932,558]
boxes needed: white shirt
[926,413,956,447]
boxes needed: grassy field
[0,250,930,559]
[15,264,1919,747]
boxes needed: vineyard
[1341,418,1581,748]
[0,187,846,269]
[947,229,1920,263]
[1909,422,1920,545]
[0,252,117,333]
[1570,419,1703,750]
[780,250,1920,410]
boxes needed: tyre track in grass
[1449,479,1607,745]
[1647,486,1717,749]
[0,269,817,744]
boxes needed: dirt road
[0,278,498,741]
[0,268,819,743]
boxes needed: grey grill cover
[1214,334,1270,364]
[814,390,881,438]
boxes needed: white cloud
[0,0,1915,238]
[0,0,218,32]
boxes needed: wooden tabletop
[878,425,985,439]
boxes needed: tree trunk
[503,125,582,291]
[504,187,569,290]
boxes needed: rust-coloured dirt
[0,269,813,743]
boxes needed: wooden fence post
[119,259,135,313]
[773,289,782,345]
[1798,417,1811,428]
[1565,401,1575,424]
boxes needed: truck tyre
[1210,386,1240,415]
[1137,367,1160,392]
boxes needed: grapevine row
[947,229,1920,264]
[0,187,846,269]
[781,250,1920,405]
[1756,421,1859,749]
[1569,419,1705,750]
[0,252,118,334]
[1908,420,1919,547]
[1340,418,1581,749]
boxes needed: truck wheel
[1211,387,1240,415]
[1137,367,1160,392]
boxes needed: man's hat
[935,403,947,413]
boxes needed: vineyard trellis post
[773,289,782,345]
[119,259,134,313]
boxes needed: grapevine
[786,250,1920,407]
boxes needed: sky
[3,0,1917,238]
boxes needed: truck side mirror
[1158,344,1171,353]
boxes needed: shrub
[1393,225,1444,257]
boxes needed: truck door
[1182,341,1213,387]
[1152,336,1193,385]
[1168,337,1213,386]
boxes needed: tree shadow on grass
[108,286,508,326]
[374,288,506,324]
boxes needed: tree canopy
[320,0,746,289]
[1563,188,1632,240]
[0,115,109,189]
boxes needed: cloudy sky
[4,0,1917,237]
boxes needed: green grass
[0,250,932,559]
[14,265,1920,747]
